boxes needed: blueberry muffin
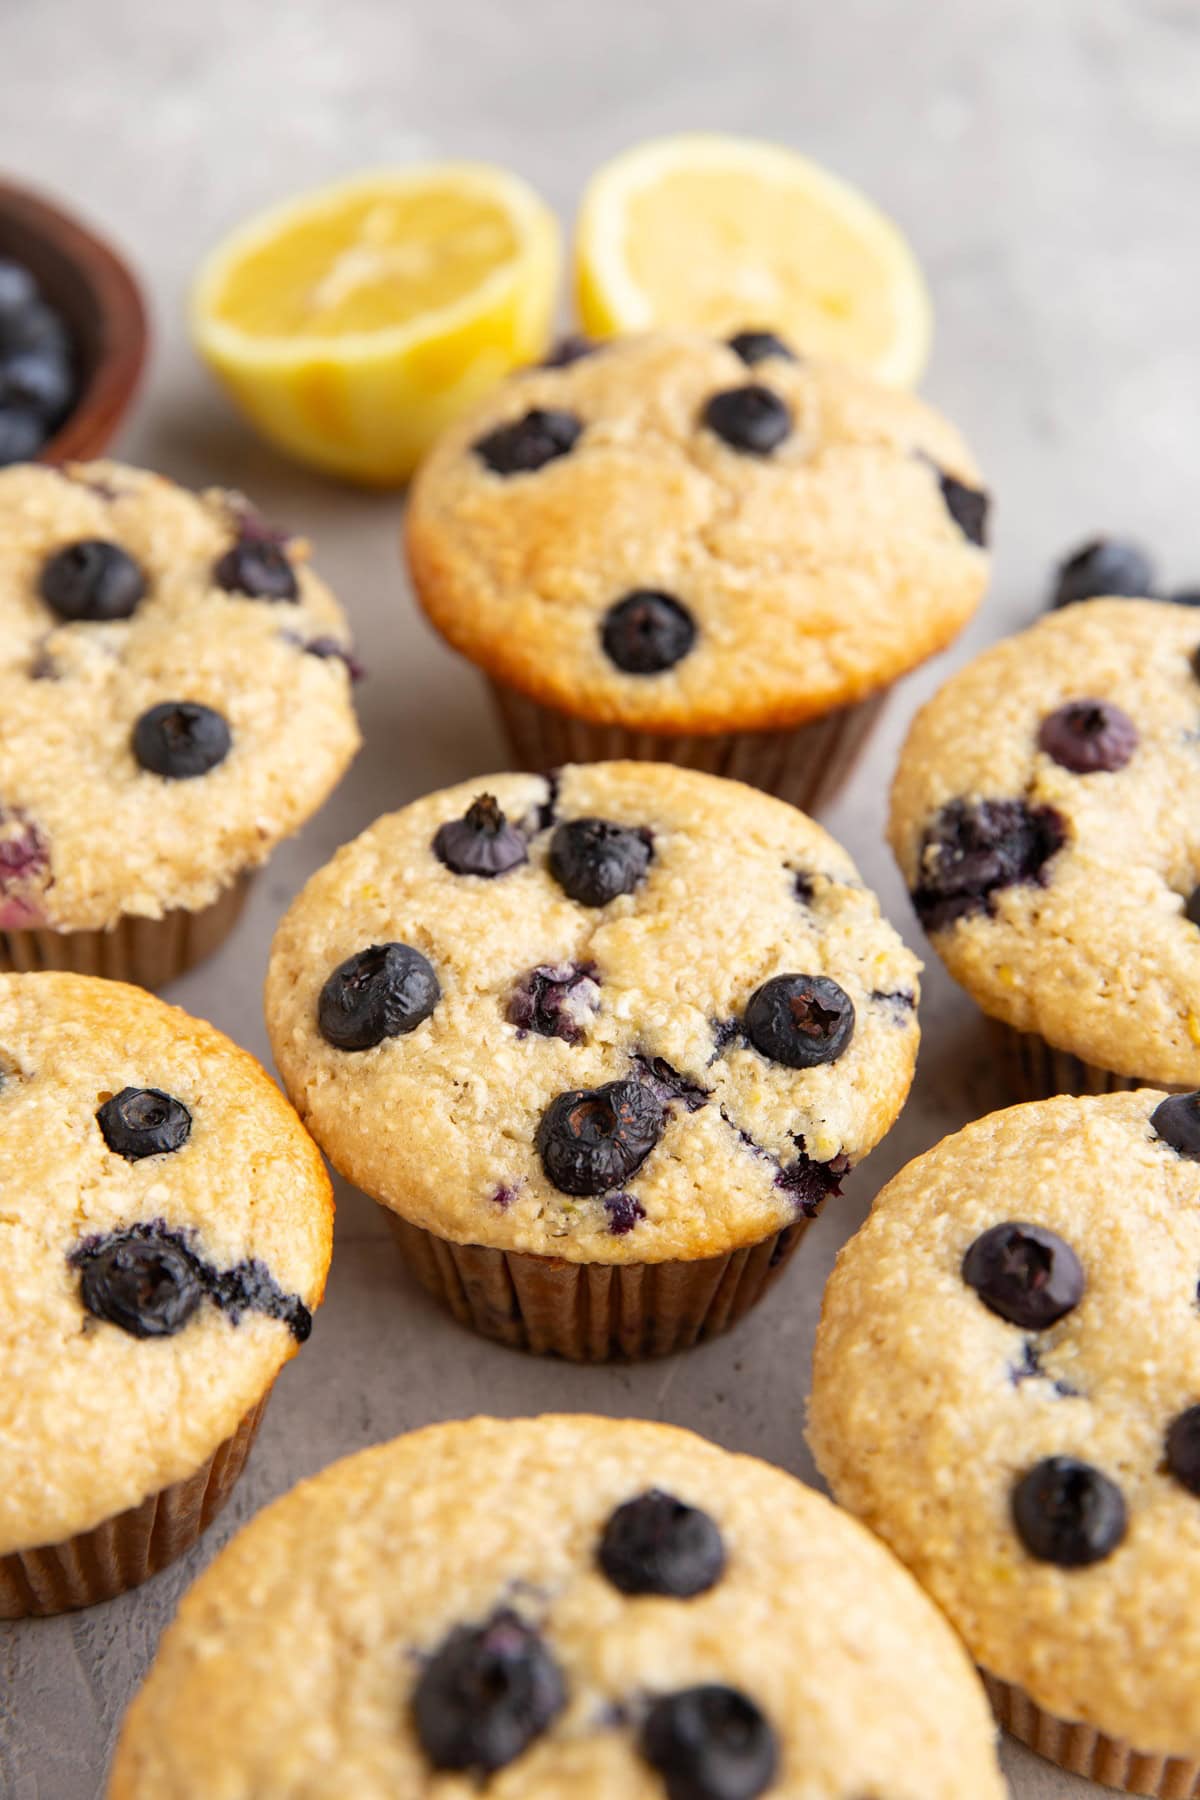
[889,598,1200,1096]
[0,971,332,1615]
[406,329,989,812]
[109,1414,1005,1798]
[810,1090,1200,1795]
[265,761,920,1359]
[0,459,360,987]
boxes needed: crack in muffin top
[265,762,920,1264]
[809,1091,1200,1759]
[109,1415,1005,1799]
[0,973,332,1553]
[405,330,989,734]
[0,460,361,931]
[889,598,1200,1084]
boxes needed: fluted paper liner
[0,873,252,991]
[388,1214,811,1361]
[992,1020,1188,1102]
[984,1670,1200,1798]
[488,679,886,815]
[0,1390,269,1618]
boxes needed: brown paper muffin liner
[983,1670,1200,1797]
[387,1213,811,1360]
[0,1390,270,1618]
[488,679,886,815]
[0,872,252,991]
[991,1020,1188,1102]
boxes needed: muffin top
[109,1414,1005,1799]
[0,972,332,1554]
[809,1089,1200,1757]
[264,762,920,1265]
[0,459,360,932]
[890,597,1200,1084]
[406,330,989,733]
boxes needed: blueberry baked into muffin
[265,761,920,1359]
[890,596,1200,1095]
[0,972,332,1615]
[810,1090,1200,1795]
[108,1415,1005,1799]
[406,329,989,811]
[0,459,360,987]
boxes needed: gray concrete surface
[4,0,1200,1792]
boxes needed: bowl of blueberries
[0,178,147,468]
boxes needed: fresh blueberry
[912,798,1067,931]
[318,943,441,1051]
[1150,1091,1200,1161]
[1051,537,1157,609]
[744,974,855,1068]
[0,259,38,320]
[0,404,45,464]
[40,540,147,622]
[213,538,298,601]
[598,1490,726,1597]
[701,384,792,455]
[938,472,990,548]
[97,1087,192,1161]
[75,1230,203,1339]
[474,408,582,475]
[1011,1456,1127,1566]
[433,794,528,878]
[727,329,797,367]
[132,702,231,779]
[536,1078,664,1196]
[0,347,72,422]
[1037,700,1138,774]
[549,818,653,907]
[1166,1406,1200,1496]
[412,1609,566,1774]
[602,590,697,675]
[962,1222,1085,1329]
[639,1685,779,1800]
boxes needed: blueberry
[76,1231,203,1339]
[508,962,600,1043]
[474,408,582,475]
[727,329,797,367]
[0,259,38,319]
[701,384,792,455]
[602,590,697,675]
[1150,1091,1200,1161]
[1011,1456,1127,1566]
[1166,1406,1200,1496]
[962,1222,1085,1329]
[433,794,528,878]
[539,334,595,368]
[97,1087,192,1160]
[631,1055,710,1114]
[0,405,45,464]
[1185,889,1200,928]
[604,1192,646,1234]
[40,540,147,622]
[299,635,365,680]
[0,347,72,422]
[598,1489,726,1597]
[318,943,441,1051]
[133,702,231,779]
[0,298,70,361]
[1037,700,1138,774]
[1051,537,1157,609]
[639,1686,778,1800]
[411,1609,566,1774]
[211,1258,312,1342]
[213,538,298,601]
[774,1147,848,1217]
[1170,590,1200,607]
[549,817,653,907]
[536,1078,664,1196]
[0,808,49,890]
[938,472,990,548]
[912,797,1067,931]
[744,973,855,1068]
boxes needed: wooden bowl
[0,179,148,463]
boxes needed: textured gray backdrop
[3,0,1199,1792]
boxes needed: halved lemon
[192,165,561,486]
[575,133,932,387]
